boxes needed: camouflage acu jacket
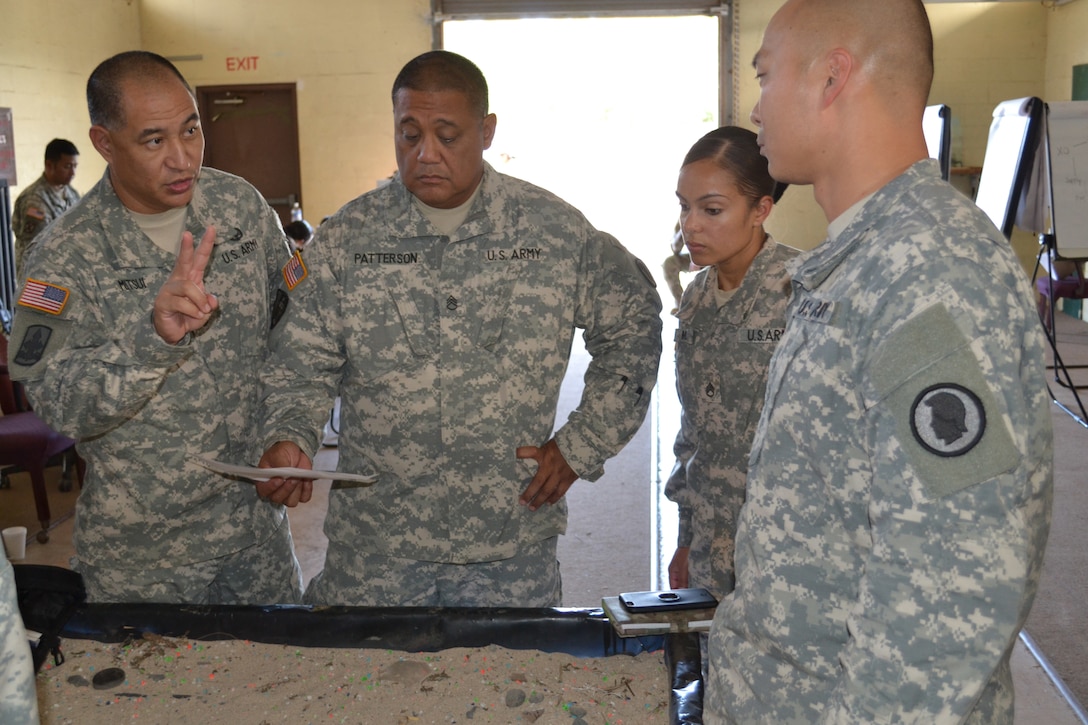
[665,237,797,599]
[0,560,37,725]
[707,160,1053,724]
[9,167,294,569]
[12,172,81,277]
[259,163,662,564]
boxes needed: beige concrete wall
[929,2,1047,168]
[0,0,140,201]
[1045,0,1088,102]
[138,0,432,223]
[734,0,827,252]
[2,0,430,227]
[929,2,1048,274]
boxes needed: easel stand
[0,179,15,321]
[1034,232,1088,427]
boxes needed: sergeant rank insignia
[283,251,307,290]
[18,278,70,315]
[910,383,985,457]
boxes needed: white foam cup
[2,526,27,560]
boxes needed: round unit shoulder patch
[910,383,986,457]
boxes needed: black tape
[270,289,290,330]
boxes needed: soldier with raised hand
[8,51,303,605]
[257,50,662,607]
[705,0,1053,722]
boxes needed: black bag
[12,564,86,672]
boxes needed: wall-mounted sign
[226,56,259,71]
[0,108,15,186]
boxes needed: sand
[35,633,669,724]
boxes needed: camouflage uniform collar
[185,170,215,241]
[31,173,77,202]
[97,167,191,269]
[682,235,780,326]
[787,160,941,292]
[389,162,502,242]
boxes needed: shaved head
[752,0,935,219]
[776,0,933,108]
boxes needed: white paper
[198,457,377,485]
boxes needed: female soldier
[665,126,798,600]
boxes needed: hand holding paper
[200,445,377,509]
[198,456,377,484]
[257,442,312,508]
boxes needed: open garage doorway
[443,16,719,277]
[443,14,720,595]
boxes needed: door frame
[429,0,735,125]
[196,83,302,222]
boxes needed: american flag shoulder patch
[283,251,307,291]
[18,278,70,315]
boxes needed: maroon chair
[0,334,83,543]
[1036,272,1088,331]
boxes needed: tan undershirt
[714,284,739,308]
[129,205,188,254]
[412,183,482,236]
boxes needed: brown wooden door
[196,84,301,226]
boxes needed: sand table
[35,633,669,724]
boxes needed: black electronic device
[618,587,718,613]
